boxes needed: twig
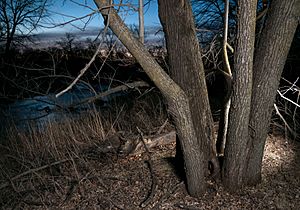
[55,2,113,98]
[55,1,131,98]
[137,127,158,208]
[93,39,119,79]
[45,3,131,29]
[273,104,296,137]
[25,74,97,95]
[256,8,268,20]
[92,0,115,79]
[156,118,168,135]
[282,77,300,88]
[55,40,104,97]
[277,90,300,108]
[281,77,299,95]
[69,81,149,108]
[0,159,70,190]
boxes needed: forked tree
[92,0,299,196]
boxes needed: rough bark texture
[93,0,207,197]
[246,0,300,185]
[223,0,257,190]
[158,0,217,176]
[138,0,144,44]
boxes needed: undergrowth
[0,90,168,209]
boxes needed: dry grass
[0,89,299,209]
[2,110,106,161]
[0,91,169,209]
[0,110,106,209]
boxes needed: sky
[43,0,160,33]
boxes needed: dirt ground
[1,132,300,210]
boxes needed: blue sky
[44,0,160,33]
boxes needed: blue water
[0,83,119,131]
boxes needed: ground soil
[1,132,299,210]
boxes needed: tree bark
[138,0,144,44]
[158,0,218,177]
[93,0,207,196]
[223,0,257,190]
[246,0,300,185]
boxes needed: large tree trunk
[246,0,299,185]
[158,0,218,177]
[223,0,257,190]
[93,0,207,196]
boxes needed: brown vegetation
[1,0,299,203]
[0,95,299,209]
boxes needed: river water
[0,83,119,132]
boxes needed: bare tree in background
[0,0,49,54]
[138,0,144,44]
[57,33,76,53]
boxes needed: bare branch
[69,81,149,108]
[277,90,300,108]
[55,40,104,98]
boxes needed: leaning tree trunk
[93,0,208,197]
[158,0,218,177]
[246,0,300,185]
[222,0,257,190]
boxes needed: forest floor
[1,129,299,210]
